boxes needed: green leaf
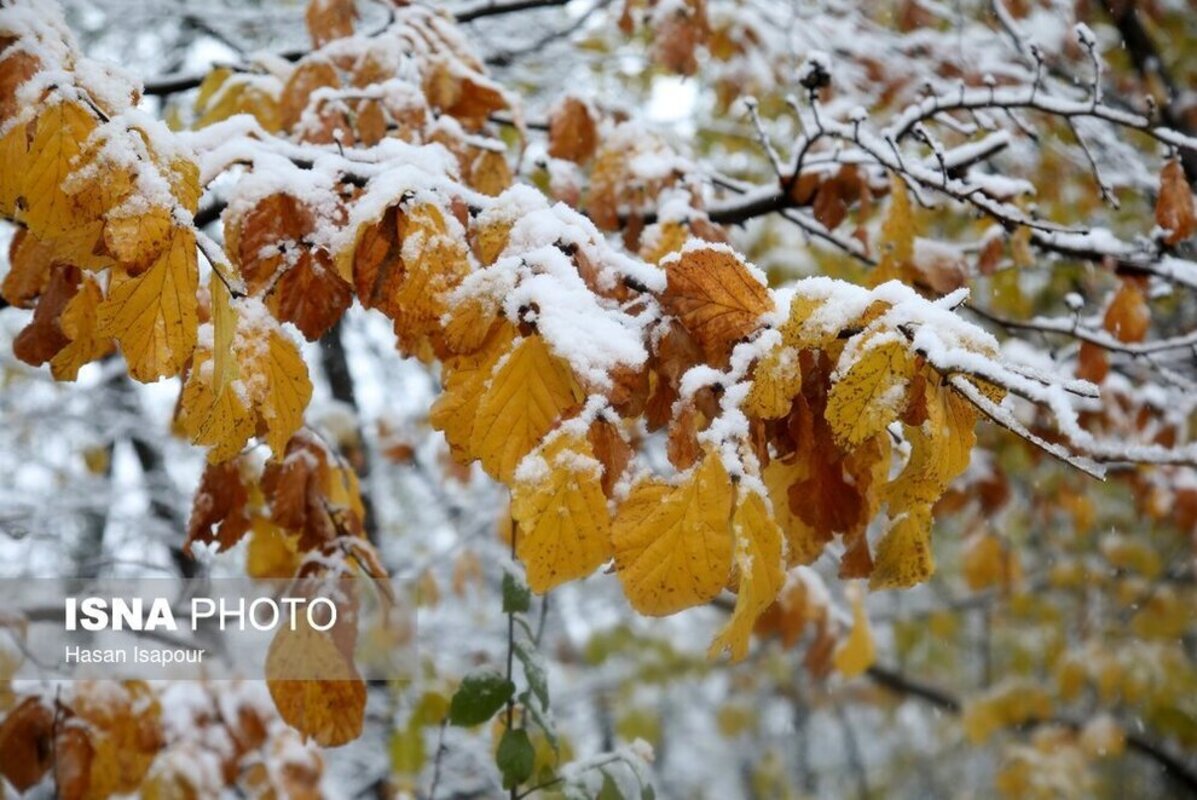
[448,670,514,726]
[514,639,549,711]
[640,783,655,800]
[503,571,532,614]
[497,728,535,789]
[598,770,624,800]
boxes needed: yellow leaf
[391,201,471,353]
[881,173,915,264]
[179,345,255,463]
[0,120,29,218]
[430,323,516,463]
[50,274,110,380]
[886,371,977,511]
[22,100,97,241]
[612,451,734,616]
[708,490,785,661]
[266,622,366,747]
[210,276,237,397]
[778,293,836,350]
[470,334,585,482]
[180,297,312,461]
[512,432,613,593]
[868,504,934,590]
[832,584,874,677]
[247,517,301,579]
[98,226,198,381]
[744,341,802,420]
[827,336,915,447]
[962,531,1021,591]
[103,203,173,273]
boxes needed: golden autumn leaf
[430,323,516,463]
[71,680,164,800]
[661,243,772,362]
[422,61,508,129]
[1,227,52,310]
[868,504,934,590]
[280,58,340,129]
[881,173,915,264]
[179,295,312,461]
[22,100,97,243]
[612,450,734,616]
[744,340,803,420]
[961,531,1022,591]
[247,516,302,579]
[0,117,30,219]
[886,370,977,513]
[102,203,173,275]
[1155,158,1195,246]
[470,334,585,482]
[826,335,915,447]
[709,489,785,661]
[98,226,198,381]
[832,584,875,677]
[210,274,236,397]
[762,454,826,566]
[511,432,613,593]
[391,201,472,352]
[267,622,366,747]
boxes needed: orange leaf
[661,243,772,362]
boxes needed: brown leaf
[228,193,352,340]
[186,459,252,555]
[0,697,54,791]
[2,228,54,309]
[1076,340,1109,384]
[1102,277,1150,344]
[1155,159,1195,246]
[352,204,406,317]
[305,0,356,48]
[53,726,94,800]
[662,244,772,362]
[548,96,599,163]
[13,263,81,367]
[667,404,701,470]
[588,418,632,497]
[280,59,341,130]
